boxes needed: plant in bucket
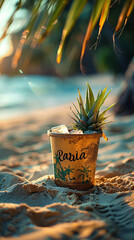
[48,82,114,190]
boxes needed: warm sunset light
[0,0,16,60]
[0,0,134,239]
[0,37,13,59]
[0,0,28,61]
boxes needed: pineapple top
[71,82,115,133]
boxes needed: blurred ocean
[0,74,120,120]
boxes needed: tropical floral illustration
[54,154,75,181]
[64,166,75,181]
[77,165,91,184]
[54,154,66,180]
[54,154,92,184]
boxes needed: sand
[0,102,134,239]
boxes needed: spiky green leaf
[87,82,95,109]
[72,102,80,117]
[85,88,90,113]
[72,109,80,121]
[98,103,115,120]
[71,83,114,133]
[101,89,111,105]
[78,89,88,120]
[92,87,107,117]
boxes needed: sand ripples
[0,111,134,239]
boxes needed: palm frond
[26,0,43,39]
[0,0,22,41]
[39,0,68,43]
[80,0,105,67]
[32,0,59,46]
[0,0,5,9]
[57,0,87,63]
[98,0,111,37]
[127,0,134,17]
[0,0,133,68]
[115,0,132,34]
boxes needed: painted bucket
[49,132,102,191]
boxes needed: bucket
[49,132,102,190]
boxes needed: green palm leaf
[115,0,132,33]
[0,0,133,66]
[32,0,57,45]
[26,0,43,39]
[98,0,111,37]
[0,0,22,41]
[0,0,5,9]
[57,0,87,63]
[80,0,105,66]
[39,0,68,43]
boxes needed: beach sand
[0,100,134,239]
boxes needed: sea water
[0,74,116,120]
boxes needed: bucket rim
[48,131,102,138]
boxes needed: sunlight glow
[0,37,13,59]
[0,0,28,60]
[0,0,17,59]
